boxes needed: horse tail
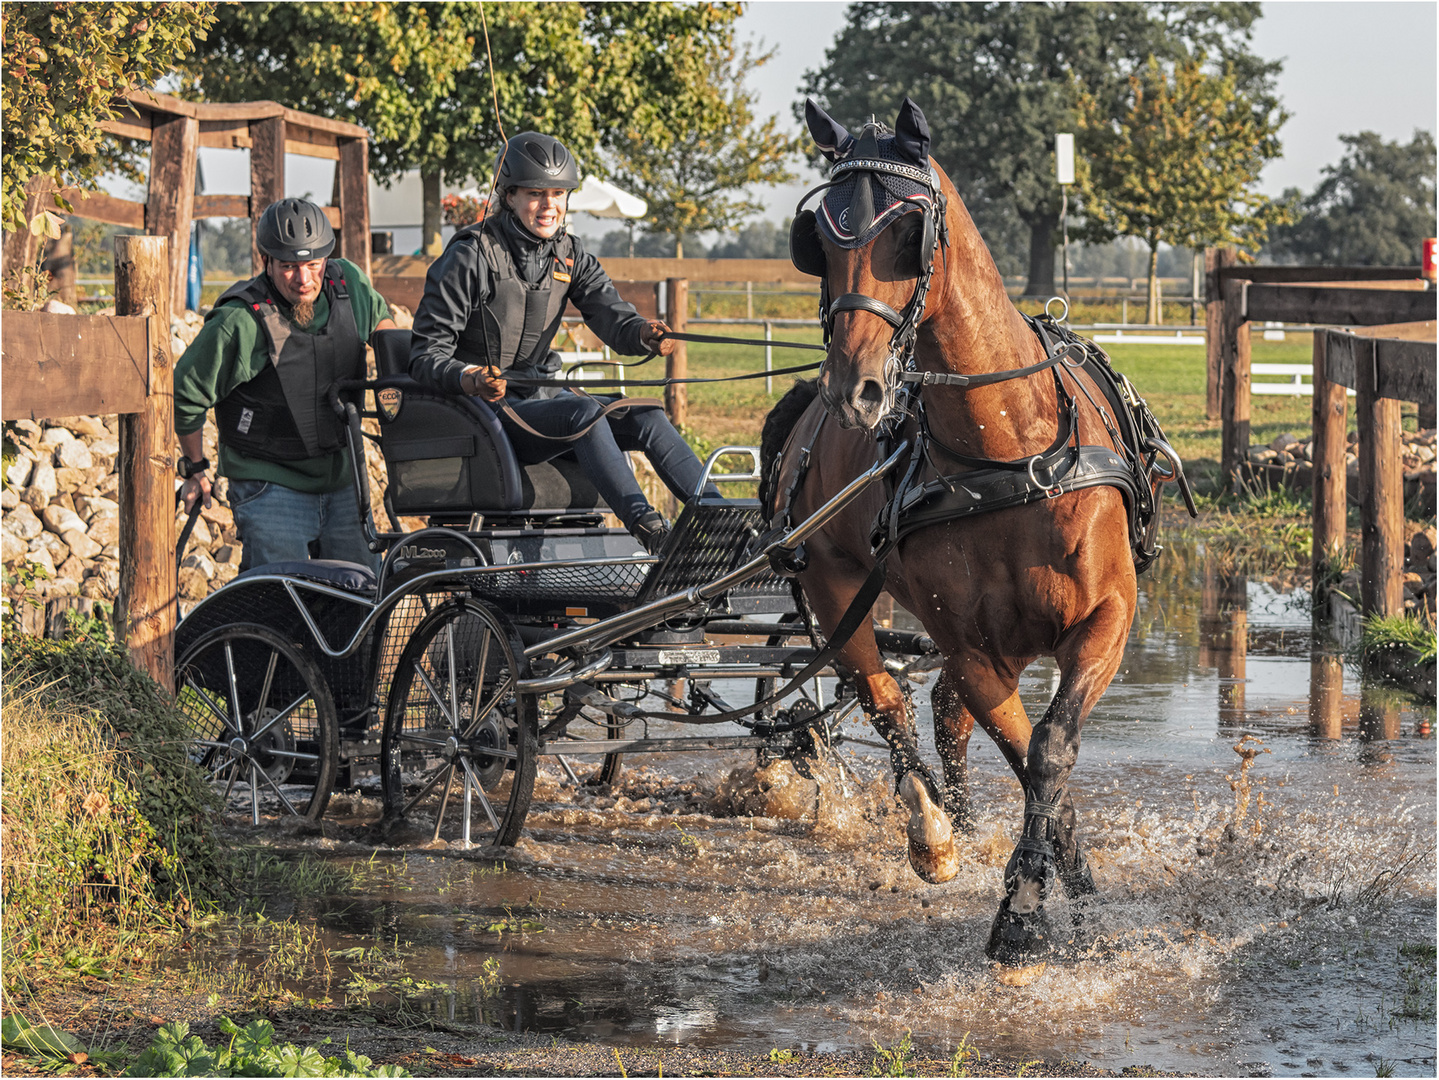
[758,378,820,514]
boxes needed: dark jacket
[408,209,650,395]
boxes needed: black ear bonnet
[789,96,946,278]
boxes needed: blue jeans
[228,478,378,573]
[495,392,714,528]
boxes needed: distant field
[675,328,1410,491]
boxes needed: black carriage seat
[370,329,606,522]
[235,559,377,594]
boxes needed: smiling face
[505,186,568,238]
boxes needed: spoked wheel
[380,596,537,848]
[174,624,338,823]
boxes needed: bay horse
[762,98,1192,964]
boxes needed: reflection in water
[1308,652,1345,739]
[1200,564,1248,725]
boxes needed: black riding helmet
[494,132,581,192]
[256,198,335,262]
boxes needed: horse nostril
[858,380,885,407]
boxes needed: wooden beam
[665,278,688,429]
[600,257,817,284]
[337,138,371,276]
[278,106,368,140]
[1322,328,1437,403]
[198,118,253,150]
[249,116,286,274]
[100,113,154,141]
[1310,329,1348,597]
[193,194,252,219]
[1220,275,1251,488]
[145,112,199,313]
[57,186,147,229]
[1,312,149,419]
[1244,282,1438,326]
[1204,247,1235,420]
[285,138,340,162]
[1218,264,1421,284]
[114,235,176,689]
[1355,334,1404,619]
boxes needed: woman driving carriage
[407,132,713,554]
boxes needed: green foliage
[1360,613,1438,665]
[706,218,792,260]
[801,3,1279,290]
[1,1014,85,1062]
[123,1018,407,1077]
[1266,131,1437,266]
[869,1030,917,1077]
[1074,53,1288,320]
[1,2,215,235]
[607,37,799,255]
[2,634,226,900]
[198,217,253,278]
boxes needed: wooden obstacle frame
[1,95,371,688]
[1205,250,1437,622]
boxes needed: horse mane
[758,378,820,513]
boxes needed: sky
[164,1,1437,242]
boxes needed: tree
[185,3,751,255]
[598,228,707,259]
[2,2,215,238]
[801,2,1281,295]
[706,218,790,259]
[606,40,799,257]
[1265,131,1436,266]
[1074,54,1288,322]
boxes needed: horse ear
[805,97,851,162]
[893,97,931,166]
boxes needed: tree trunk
[674,233,683,259]
[422,170,443,256]
[1146,245,1161,325]
[1022,213,1057,297]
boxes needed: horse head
[794,97,951,431]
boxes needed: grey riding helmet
[493,132,581,192]
[256,198,335,262]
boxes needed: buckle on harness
[1027,454,1062,499]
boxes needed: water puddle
[188,540,1436,1077]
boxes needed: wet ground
[190,540,1435,1078]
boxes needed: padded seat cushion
[236,559,377,593]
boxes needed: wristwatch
[177,455,210,479]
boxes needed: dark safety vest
[211,263,363,461]
[449,219,575,396]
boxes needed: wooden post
[1310,329,1349,598]
[1308,651,1344,739]
[145,111,199,313]
[114,236,176,688]
[249,116,286,273]
[1220,272,1251,489]
[664,277,688,429]
[1204,248,1235,420]
[1356,336,1403,617]
[337,137,372,277]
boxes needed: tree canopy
[606,40,798,257]
[1265,131,1436,266]
[2,2,215,238]
[183,2,769,255]
[800,2,1281,294]
[1075,54,1287,321]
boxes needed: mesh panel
[643,500,789,600]
[467,561,649,607]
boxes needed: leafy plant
[869,1030,917,1077]
[122,1018,407,1077]
[1,1014,87,1065]
[1359,613,1438,665]
[948,1032,981,1078]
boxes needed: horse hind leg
[930,666,977,832]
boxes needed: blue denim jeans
[228,478,377,573]
[495,392,715,528]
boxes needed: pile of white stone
[1247,427,1437,512]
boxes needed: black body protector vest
[450,219,575,399]
[211,263,363,461]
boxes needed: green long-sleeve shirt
[174,259,390,493]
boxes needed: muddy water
[220,540,1435,1077]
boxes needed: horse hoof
[985,898,1056,965]
[992,962,1047,986]
[898,773,959,884]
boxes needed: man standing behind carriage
[175,198,396,572]
[406,131,709,554]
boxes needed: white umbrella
[567,175,647,219]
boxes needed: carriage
[173,328,932,846]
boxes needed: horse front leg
[986,611,1128,966]
[804,578,958,884]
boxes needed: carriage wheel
[380,597,537,848]
[174,624,338,823]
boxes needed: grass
[1360,612,1439,665]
